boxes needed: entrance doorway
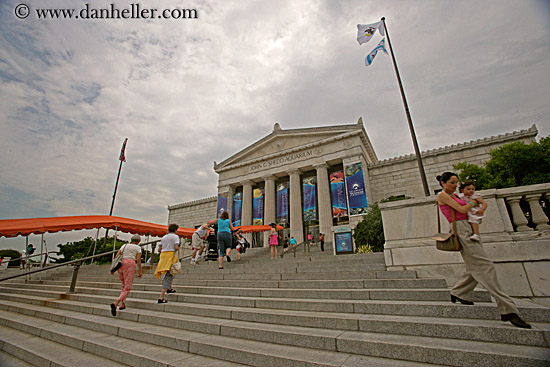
[304,224,320,245]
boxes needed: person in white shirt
[190,223,209,264]
[154,224,180,303]
[110,234,142,316]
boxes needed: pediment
[214,121,375,171]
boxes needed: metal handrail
[280,240,307,258]
[5,251,59,267]
[0,240,161,290]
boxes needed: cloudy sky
[1,0,549,251]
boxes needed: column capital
[289,169,302,176]
[263,175,277,182]
[240,180,254,187]
[314,163,330,170]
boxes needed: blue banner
[232,192,242,227]
[276,182,289,225]
[302,176,317,222]
[344,162,368,216]
[335,232,353,253]
[330,171,348,218]
[216,193,228,218]
[252,188,264,225]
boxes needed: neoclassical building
[168,119,538,249]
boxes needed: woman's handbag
[432,204,461,251]
[110,245,126,273]
[170,251,182,275]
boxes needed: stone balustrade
[379,182,550,306]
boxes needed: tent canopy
[0,215,194,239]
[0,215,283,239]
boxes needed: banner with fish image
[302,176,317,222]
[252,188,264,225]
[232,191,242,227]
[216,193,228,218]
[330,171,348,219]
[276,182,289,225]
[344,162,368,216]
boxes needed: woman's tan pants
[451,220,519,315]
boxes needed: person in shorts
[190,223,209,264]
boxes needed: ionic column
[289,169,304,243]
[241,181,254,244]
[525,194,550,231]
[241,181,253,226]
[315,164,332,248]
[507,197,530,232]
[263,176,277,246]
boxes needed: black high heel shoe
[450,294,474,305]
[501,313,531,329]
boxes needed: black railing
[0,240,164,293]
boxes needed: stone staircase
[0,247,549,366]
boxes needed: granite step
[1,295,547,348]
[1,303,548,367]
[0,282,492,303]
[0,350,34,367]
[18,277,449,291]
[0,309,447,367]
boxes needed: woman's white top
[121,244,141,261]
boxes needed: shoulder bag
[432,203,461,251]
[170,251,182,275]
[110,244,126,273]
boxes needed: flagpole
[104,138,128,245]
[381,17,430,197]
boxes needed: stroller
[234,231,249,254]
[205,226,219,261]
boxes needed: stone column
[241,181,254,244]
[506,197,530,232]
[525,194,550,231]
[289,169,304,243]
[263,176,277,246]
[315,164,333,249]
[226,186,235,224]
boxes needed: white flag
[365,38,388,67]
[357,22,385,45]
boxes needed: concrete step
[20,277,449,291]
[2,249,549,367]
[0,350,34,367]
[0,308,446,367]
[0,282,493,303]
[3,284,547,323]
[23,268,420,283]
[0,311,248,367]
[1,295,548,348]
[1,300,548,367]
[0,325,128,367]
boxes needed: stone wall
[367,125,538,202]
[168,197,217,229]
[379,183,550,306]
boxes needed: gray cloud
[1,0,549,251]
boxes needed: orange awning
[234,224,284,233]
[0,215,195,239]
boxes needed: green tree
[0,249,23,267]
[453,137,550,189]
[453,161,491,190]
[354,203,384,253]
[56,236,128,264]
[485,137,550,188]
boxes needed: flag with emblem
[357,22,384,45]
